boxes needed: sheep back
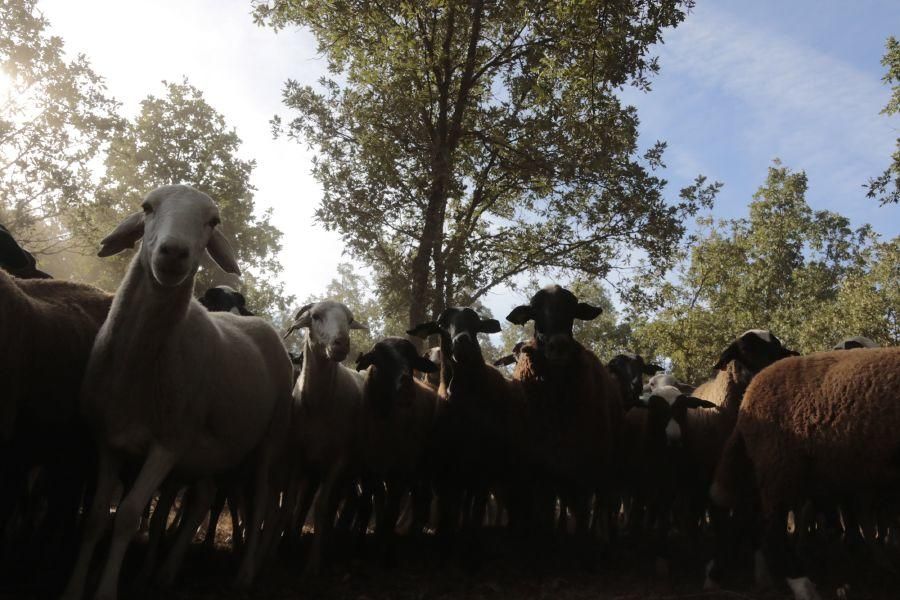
[513,340,622,486]
[731,347,900,506]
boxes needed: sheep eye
[312,314,321,321]
[208,217,220,227]
[141,202,153,214]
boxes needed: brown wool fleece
[683,360,754,482]
[1,269,112,440]
[712,348,900,515]
[513,340,623,487]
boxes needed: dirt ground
[3,522,899,600]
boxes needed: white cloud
[644,4,896,221]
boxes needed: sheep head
[712,329,798,373]
[505,284,602,365]
[408,307,500,367]
[356,337,437,415]
[98,185,239,287]
[285,300,368,362]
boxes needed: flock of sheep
[1,185,898,600]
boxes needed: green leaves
[0,0,122,253]
[867,36,900,205]
[257,0,706,326]
[632,162,897,384]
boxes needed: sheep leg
[135,480,180,584]
[60,451,123,600]
[377,478,407,568]
[93,446,176,600]
[354,478,377,554]
[228,494,244,550]
[235,453,278,588]
[572,491,595,569]
[156,478,216,587]
[762,505,822,600]
[305,462,348,577]
[203,487,229,550]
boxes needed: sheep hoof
[786,576,822,600]
[754,549,774,589]
[703,560,721,590]
[654,557,669,578]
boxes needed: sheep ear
[293,303,315,322]
[355,352,374,371]
[574,302,603,321]
[506,305,534,325]
[493,354,516,367]
[98,211,144,257]
[479,318,502,334]
[407,322,441,339]
[283,304,314,339]
[206,228,240,275]
[679,396,717,410]
[643,363,663,375]
[413,355,439,374]
[713,342,738,371]
[349,319,369,331]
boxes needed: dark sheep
[506,284,623,556]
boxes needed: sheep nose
[159,241,189,260]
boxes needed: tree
[632,162,888,384]
[79,81,289,314]
[0,0,121,253]
[867,36,900,205]
[255,0,718,336]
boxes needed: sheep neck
[104,253,194,357]
[297,334,340,413]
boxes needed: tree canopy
[255,0,718,334]
[0,0,288,312]
[0,0,121,253]
[867,36,900,205]
[631,162,898,384]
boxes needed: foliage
[0,0,121,252]
[255,0,718,332]
[631,162,894,384]
[867,36,900,205]
[73,81,289,314]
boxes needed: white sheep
[277,299,368,576]
[61,185,294,600]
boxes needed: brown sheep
[675,330,797,588]
[506,285,623,557]
[711,347,900,600]
[0,269,111,577]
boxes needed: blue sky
[621,1,898,234]
[37,0,899,320]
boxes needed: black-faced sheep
[354,337,439,562]
[607,353,663,410]
[833,336,878,350]
[711,347,900,600]
[622,385,715,573]
[409,308,527,557]
[665,330,797,588]
[61,185,294,600]
[506,285,623,555]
